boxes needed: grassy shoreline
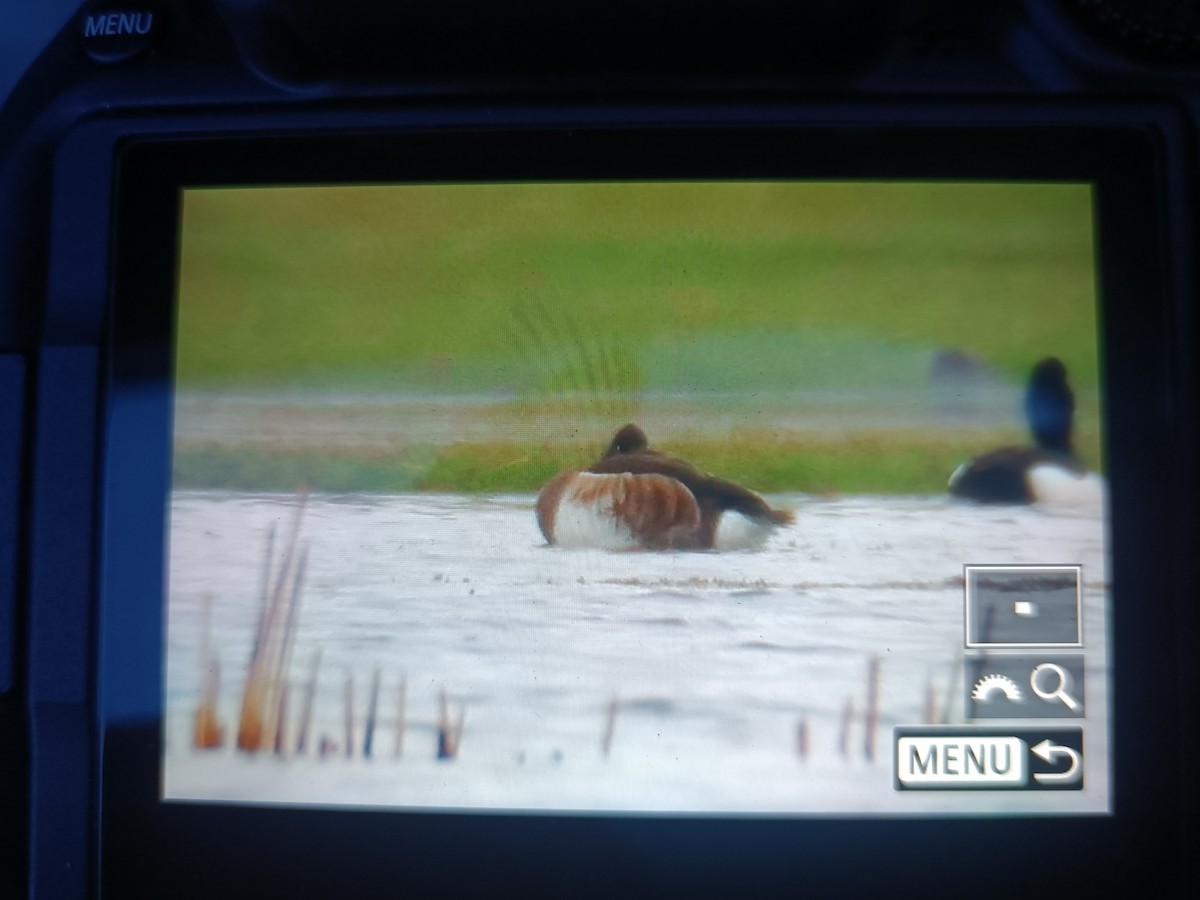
[173,427,1104,496]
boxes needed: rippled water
[164,491,1109,815]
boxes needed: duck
[536,424,794,550]
[948,357,1104,506]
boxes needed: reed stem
[394,675,407,758]
[296,648,322,755]
[838,697,855,758]
[863,656,881,762]
[601,695,619,758]
[363,667,381,759]
[344,672,355,759]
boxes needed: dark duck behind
[536,425,794,550]
[948,357,1104,506]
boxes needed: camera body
[2,2,1197,897]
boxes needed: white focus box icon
[965,565,1082,648]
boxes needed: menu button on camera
[81,6,163,64]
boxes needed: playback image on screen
[162,181,1110,815]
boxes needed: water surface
[164,491,1109,815]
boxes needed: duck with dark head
[536,424,794,550]
[948,357,1104,506]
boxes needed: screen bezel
[100,118,1186,895]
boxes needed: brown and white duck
[536,424,794,550]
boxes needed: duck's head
[604,424,650,457]
[1025,356,1075,455]
[1029,357,1069,392]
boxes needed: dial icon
[971,674,1024,703]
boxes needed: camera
[1,1,1196,896]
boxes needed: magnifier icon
[1030,663,1080,711]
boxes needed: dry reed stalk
[601,695,619,758]
[453,708,466,757]
[273,681,290,755]
[863,656,881,762]
[795,719,809,761]
[236,680,265,751]
[250,526,277,661]
[394,675,407,758]
[437,689,465,760]
[363,667,381,759]
[266,542,309,754]
[192,592,225,749]
[838,697,855,758]
[295,648,322,755]
[236,526,276,751]
[344,671,355,759]
[193,657,225,749]
[260,528,309,751]
[236,493,309,753]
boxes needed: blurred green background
[173,181,1101,493]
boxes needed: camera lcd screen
[162,179,1109,815]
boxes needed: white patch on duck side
[712,511,781,551]
[1027,464,1106,509]
[550,475,640,550]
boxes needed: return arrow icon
[1031,739,1081,785]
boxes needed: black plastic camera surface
[1,2,1197,898]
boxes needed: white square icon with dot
[965,565,1082,648]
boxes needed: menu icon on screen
[895,727,1084,791]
